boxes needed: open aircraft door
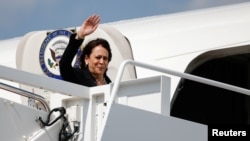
[15,24,136,106]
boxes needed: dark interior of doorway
[170,53,250,125]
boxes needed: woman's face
[85,45,109,76]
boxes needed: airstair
[1,60,249,141]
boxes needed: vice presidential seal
[39,30,72,79]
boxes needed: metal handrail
[110,60,250,105]
[98,59,250,140]
[0,82,50,112]
[108,60,250,105]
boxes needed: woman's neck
[91,73,106,85]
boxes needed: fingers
[88,14,100,25]
[77,14,100,39]
[93,14,101,24]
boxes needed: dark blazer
[59,33,111,87]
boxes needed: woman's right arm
[59,33,83,83]
[59,14,100,83]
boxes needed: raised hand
[77,14,101,39]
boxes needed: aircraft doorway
[171,45,250,126]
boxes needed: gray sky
[1,0,250,40]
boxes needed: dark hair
[79,38,112,69]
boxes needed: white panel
[0,98,51,140]
[100,103,207,141]
[117,75,170,116]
